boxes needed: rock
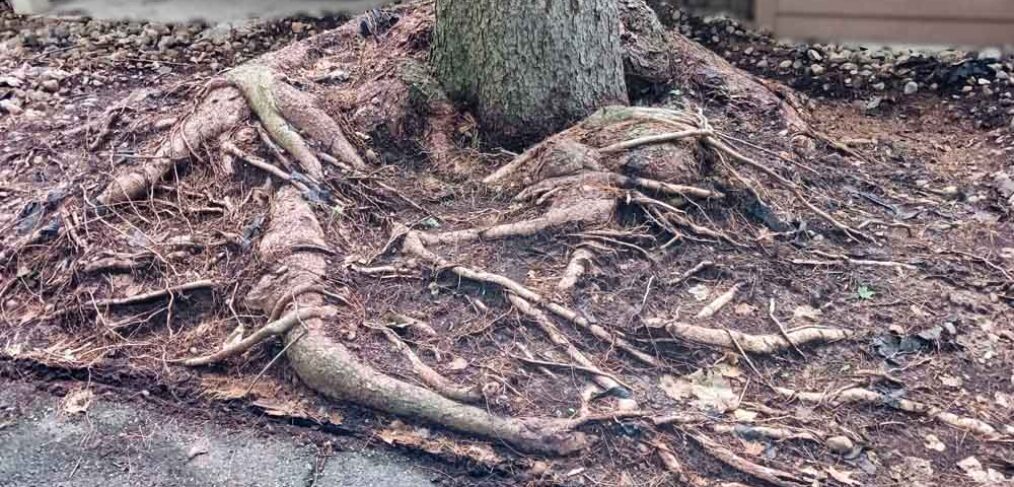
[0,98,23,114]
[904,81,919,95]
[40,79,58,92]
[290,22,307,34]
[807,48,823,61]
[997,71,1010,81]
[978,47,1002,60]
[778,59,792,69]
[755,59,768,68]
[872,82,886,91]
[810,64,825,75]
[826,436,854,454]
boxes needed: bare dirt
[1,2,1012,486]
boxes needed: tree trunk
[432,0,629,147]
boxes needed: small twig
[668,260,714,286]
[89,280,216,309]
[690,432,806,487]
[510,354,633,392]
[599,129,712,153]
[725,329,771,390]
[768,299,806,358]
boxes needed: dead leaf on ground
[688,284,710,302]
[825,466,859,485]
[923,434,946,452]
[739,439,764,457]
[447,357,469,372]
[660,368,738,413]
[733,303,757,316]
[62,388,93,415]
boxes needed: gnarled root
[690,432,807,487]
[226,64,367,174]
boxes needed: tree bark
[432,0,629,147]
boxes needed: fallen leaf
[955,456,1007,483]
[688,284,710,302]
[733,303,757,316]
[739,439,764,457]
[825,466,859,486]
[733,409,758,422]
[923,434,946,452]
[659,375,692,401]
[62,388,93,415]
[714,362,743,378]
[447,357,469,371]
[661,369,738,412]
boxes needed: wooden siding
[755,0,1014,46]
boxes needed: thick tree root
[98,86,249,206]
[226,64,367,175]
[250,186,588,456]
[774,386,1006,439]
[644,319,852,354]
[418,199,617,246]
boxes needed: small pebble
[826,436,854,454]
[904,81,919,95]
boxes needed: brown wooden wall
[755,0,1014,46]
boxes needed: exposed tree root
[374,324,483,403]
[226,64,367,175]
[644,319,853,354]
[690,432,807,487]
[259,186,588,455]
[507,293,636,407]
[695,283,742,319]
[774,386,1005,439]
[403,231,658,366]
[18,2,991,482]
[98,86,249,206]
[182,307,327,367]
[89,280,217,309]
[557,247,596,292]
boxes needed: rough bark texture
[432,0,629,147]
